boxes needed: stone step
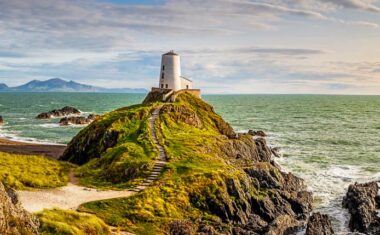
[135,185,146,190]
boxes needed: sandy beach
[0,138,66,159]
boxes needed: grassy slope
[73,104,159,189]
[37,208,110,235]
[0,152,71,189]
[78,93,263,234]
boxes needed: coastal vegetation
[0,152,71,189]
[62,92,312,234]
[36,208,110,235]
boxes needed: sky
[0,0,379,94]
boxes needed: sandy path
[17,106,167,213]
[18,183,135,212]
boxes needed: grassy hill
[61,91,312,234]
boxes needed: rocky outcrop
[59,114,99,126]
[36,106,80,119]
[0,115,3,125]
[305,212,334,235]
[68,91,313,234]
[342,181,380,234]
[248,130,267,137]
[0,182,39,234]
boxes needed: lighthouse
[158,51,193,91]
[149,50,200,102]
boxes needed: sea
[0,92,379,232]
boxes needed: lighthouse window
[161,84,164,88]
[165,84,168,88]
[161,73,164,79]
[162,65,165,70]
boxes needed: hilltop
[59,91,313,234]
[0,78,147,93]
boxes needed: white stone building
[158,51,193,91]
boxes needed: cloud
[0,0,379,94]
[320,0,380,13]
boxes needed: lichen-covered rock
[342,181,380,234]
[305,212,335,235]
[0,182,40,234]
[36,106,80,119]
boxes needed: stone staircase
[130,107,167,192]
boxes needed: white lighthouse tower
[158,51,193,91]
[150,50,200,102]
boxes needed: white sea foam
[39,123,61,128]
[0,130,65,146]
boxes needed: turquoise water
[0,92,379,231]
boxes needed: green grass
[0,152,72,189]
[36,208,110,235]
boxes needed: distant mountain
[0,78,148,93]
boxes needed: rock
[36,106,80,119]
[59,114,99,126]
[248,130,267,137]
[0,115,3,125]
[270,147,281,158]
[197,223,222,235]
[305,212,335,235]
[266,214,301,235]
[169,220,195,235]
[87,114,100,120]
[342,181,380,234]
[0,182,40,234]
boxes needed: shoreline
[0,137,66,159]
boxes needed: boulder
[59,114,99,126]
[342,181,380,234]
[0,182,40,234]
[36,106,80,119]
[305,212,335,235]
[248,130,267,137]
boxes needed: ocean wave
[0,131,65,146]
